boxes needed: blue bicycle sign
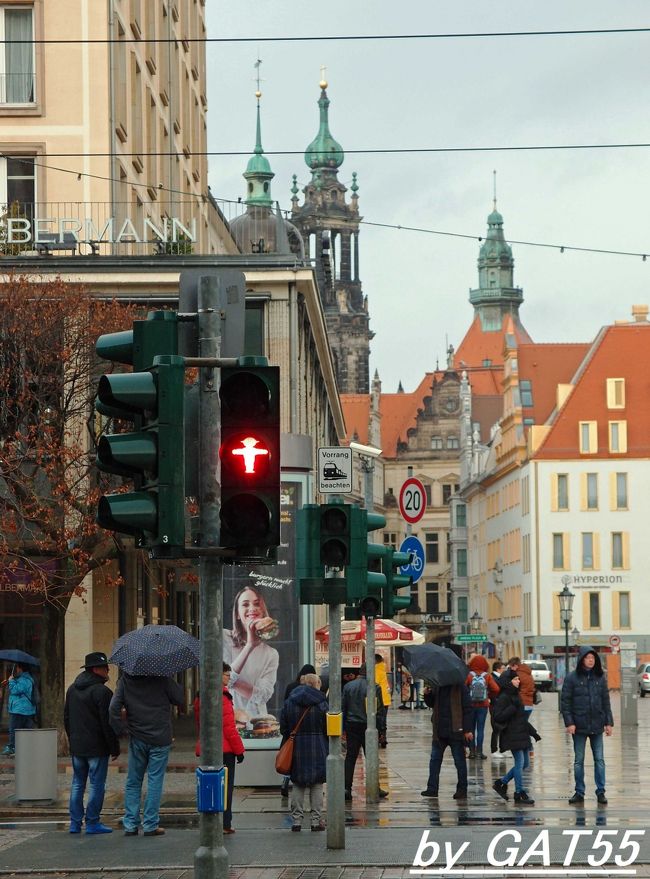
[399,536,425,584]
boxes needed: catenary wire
[12,26,650,44]
[3,154,648,263]
[3,142,650,158]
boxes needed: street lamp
[571,626,580,646]
[470,610,483,655]
[558,584,575,681]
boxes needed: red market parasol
[315,618,425,646]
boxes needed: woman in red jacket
[195,662,245,834]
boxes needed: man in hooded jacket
[561,646,613,805]
[64,652,120,834]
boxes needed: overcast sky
[206,2,650,393]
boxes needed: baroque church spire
[243,82,274,208]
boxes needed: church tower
[291,76,372,394]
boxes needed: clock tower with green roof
[291,77,372,395]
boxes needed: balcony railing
[0,72,35,104]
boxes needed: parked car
[522,659,553,691]
[637,662,650,697]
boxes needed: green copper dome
[487,208,503,226]
[305,88,344,171]
[244,103,274,207]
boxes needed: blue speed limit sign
[399,536,425,584]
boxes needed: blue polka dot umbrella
[109,625,200,676]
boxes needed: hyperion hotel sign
[2,216,197,245]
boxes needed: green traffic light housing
[382,548,413,617]
[94,311,186,558]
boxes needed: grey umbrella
[109,625,200,677]
[402,643,468,688]
[0,649,40,667]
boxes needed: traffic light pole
[365,618,380,803]
[194,281,228,879]
[326,599,345,850]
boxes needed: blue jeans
[427,738,468,792]
[472,706,488,752]
[9,713,34,750]
[573,733,606,795]
[69,755,109,827]
[501,748,526,793]
[123,738,171,833]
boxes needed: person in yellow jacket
[374,654,391,748]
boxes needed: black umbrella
[109,625,200,677]
[0,649,40,667]
[402,643,468,688]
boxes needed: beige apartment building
[1,0,235,254]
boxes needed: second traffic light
[219,357,280,560]
[382,548,412,617]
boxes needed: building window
[556,474,569,511]
[612,532,629,569]
[426,582,439,614]
[425,533,439,564]
[431,436,443,450]
[409,582,420,612]
[609,420,627,453]
[523,417,535,427]
[522,533,530,573]
[552,533,566,569]
[424,483,432,506]
[519,379,533,407]
[586,473,598,510]
[0,6,34,103]
[383,532,397,550]
[606,378,625,409]
[455,504,466,527]
[619,592,631,628]
[446,436,459,450]
[582,533,594,570]
[442,483,458,505]
[456,548,467,577]
[588,592,600,628]
[615,473,628,510]
[457,595,468,624]
[244,303,264,356]
[579,421,597,454]
[1,155,35,218]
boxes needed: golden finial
[254,57,263,100]
[319,64,328,90]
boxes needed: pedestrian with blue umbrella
[1,657,38,757]
[108,626,197,836]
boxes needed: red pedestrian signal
[219,358,280,560]
[230,436,269,474]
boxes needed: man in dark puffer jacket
[64,652,120,835]
[561,646,613,805]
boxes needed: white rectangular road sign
[318,447,352,494]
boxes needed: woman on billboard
[224,586,280,727]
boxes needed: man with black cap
[64,651,120,834]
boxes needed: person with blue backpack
[465,655,500,760]
[1,663,37,756]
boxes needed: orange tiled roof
[339,394,370,444]
[518,342,590,426]
[534,323,650,459]
[455,313,532,368]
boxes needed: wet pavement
[1,692,649,877]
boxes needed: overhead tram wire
[3,141,650,159]
[5,157,648,264]
[12,26,650,44]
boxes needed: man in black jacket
[561,646,613,805]
[64,651,120,835]
[421,683,473,800]
[342,666,387,801]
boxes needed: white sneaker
[492,751,506,759]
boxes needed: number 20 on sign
[399,477,427,525]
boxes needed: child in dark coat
[492,674,540,805]
[279,673,329,832]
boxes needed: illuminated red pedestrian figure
[231,436,269,473]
